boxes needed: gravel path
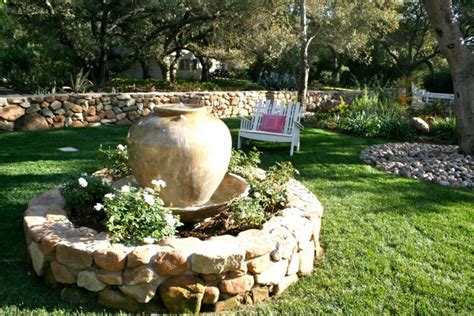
[360,143,474,189]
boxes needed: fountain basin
[112,173,249,222]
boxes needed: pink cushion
[260,114,286,133]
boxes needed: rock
[70,104,83,113]
[287,252,300,275]
[29,242,45,276]
[255,260,288,285]
[56,243,92,270]
[70,120,83,128]
[49,101,62,110]
[159,275,206,314]
[127,245,163,267]
[202,286,219,304]
[191,241,245,274]
[298,241,315,275]
[0,104,25,121]
[26,103,41,113]
[124,265,161,285]
[93,246,127,271]
[237,229,274,259]
[50,260,77,284]
[14,113,49,131]
[0,120,14,131]
[154,250,188,276]
[97,270,123,285]
[251,286,270,303]
[219,274,254,295]
[273,274,298,296]
[247,254,272,274]
[41,234,61,256]
[214,296,241,312]
[98,288,167,313]
[77,270,106,292]
[117,118,132,125]
[119,277,162,303]
[61,287,97,305]
[44,95,55,102]
[411,117,429,133]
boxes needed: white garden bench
[237,99,303,156]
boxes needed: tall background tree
[422,0,474,154]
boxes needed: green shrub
[59,174,112,221]
[334,90,415,140]
[101,183,182,245]
[229,149,298,228]
[259,72,297,91]
[98,144,132,179]
[429,116,458,143]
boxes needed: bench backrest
[250,99,301,134]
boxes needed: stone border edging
[23,177,324,313]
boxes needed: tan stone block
[56,243,92,269]
[127,245,163,267]
[202,286,219,304]
[93,245,127,271]
[77,270,106,292]
[273,274,298,296]
[0,104,25,121]
[298,242,315,276]
[41,234,61,256]
[70,104,83,113]
[119,277,162,303]
[247,254,272,274]
[237,229,274,259]
[50,260,77,284]
[219,274,254,295]
[29,242,45,276]
[97,270,123,285]
[191,241,245,274]
[154,250,188,276]
[158,275,205,313]
[124,265,161,285]
[255,260,288,285]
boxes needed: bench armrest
[240,117,252,130]
[294,121,304,130]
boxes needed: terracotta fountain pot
[126,104,232,207]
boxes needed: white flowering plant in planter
[98,180,182,245]
[59,173,112,221]
[98,144,132,179]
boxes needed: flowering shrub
[98,144,132,179]
[59,173,112,224]
[98,181,182,245]
[229,149,298,228]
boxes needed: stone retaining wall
[1,90,358,131]
[24,178,324,313]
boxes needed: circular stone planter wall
[23,177,324,313]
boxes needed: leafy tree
[422,0,474,154]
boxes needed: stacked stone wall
[24,177,324,313]
[0,90,359,131]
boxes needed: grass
[0,119,472,314]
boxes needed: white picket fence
[411,83,454,108]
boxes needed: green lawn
[0,120,472,315]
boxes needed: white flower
[78,177,88,188]
[143,237,155,244]
[81,172,88,177]
[117,144,125,151]
[165,214,176,226]
[102,178,111,186]
[120,185,130,193]
[151,179,167,188]
[253,192,261,198]
[94,203,104,211]
[108,215,115,222]
[104,193,115,200]
[143,193,155,206]
[144,187,155,194]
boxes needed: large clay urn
[126,104,232,207]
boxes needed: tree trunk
[140,59,151,79]
[298,0,309,111]
[331,54,343,86]
[157,59,170,82]
[198,56,210,82]
[422,0,474,154]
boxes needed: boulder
[411,117,430,133]
[93,246,127,271]
[159,275,205,314]
[77,270,106,292]
[153,250,188,276]
[14,113,49,131]
[0,104,25,121]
